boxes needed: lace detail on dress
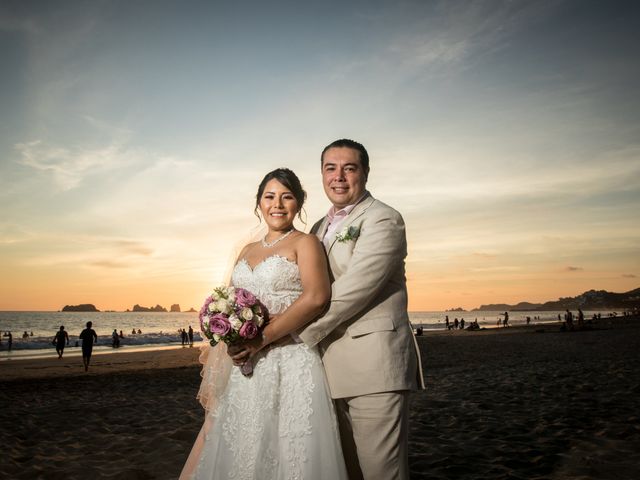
[233,255,303,315]
[188,255,347,480]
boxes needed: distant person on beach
[445,315,450,330]
[454,318,459,329]
[188,325,194,346]
[565,310,574,330]
[53,326,69,359]
[181,329,187,346]
[22,331,29,339]
[79,321,98,372]
[577,309,584,329]
[137,328,142,334]
[3,331,12,351]
[119,330,124,338]
[460,318,465,330]
[111,329,120,348]
[503,311,509,327]
[131,328,136,335]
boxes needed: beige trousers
[334,391,410,480]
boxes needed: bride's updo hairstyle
[255,168,307,223]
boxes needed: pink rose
[235,288,257,308]
[209,314,231,336]
[239,320,258,339]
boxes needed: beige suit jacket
[299,193,425,399]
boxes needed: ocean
[0,309,609,361]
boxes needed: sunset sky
[1,0,639,311]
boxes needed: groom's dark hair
[321,139,369,174]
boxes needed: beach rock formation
[131,304,168,312]
[170,304,181,312]
[61,304,99,312]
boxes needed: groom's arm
[299,205,406,348]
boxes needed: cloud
[90,260,129,269]
[622,274,637,278]
[565,266,583,272]
[14,138,145,191]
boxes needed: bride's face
[259,179,298,232]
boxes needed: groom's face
[321,147,368,209]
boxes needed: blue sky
[1,0,639,310]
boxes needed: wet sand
[1,317,639,479]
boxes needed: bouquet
[199,285,268,376]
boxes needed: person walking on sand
[188,325,194,346]
[53,325,69,359]
[79,321,98,372]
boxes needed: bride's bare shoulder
[293,232,322,249]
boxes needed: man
[299,139,425,480]
[79,321,98,372]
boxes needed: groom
[299,139,425,480]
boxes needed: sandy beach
[1,317,639,479]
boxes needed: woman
[180,168,347,480]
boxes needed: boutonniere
[336,225,360,243]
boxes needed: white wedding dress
[181,255,348,480]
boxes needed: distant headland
[61,304,99,312]
[474,288,640,311]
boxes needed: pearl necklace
[261,229,295,248]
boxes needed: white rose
[256,315,265,327]
[229,314,243,331]
[216,298,231,314]
[207,302,216,313]
[213,333,221,342]
[241,307,254,321]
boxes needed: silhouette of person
[53,326,69,359]
[79,321,98,372]
[445,315,450,330]
[188,325,194,346]
[111,329,120,348]
[4,331,12,351]
[22,331,29,339]
[565,309,574,330]
[181,328,187,346]
[577,309,584,329]
[454,318,459,329]
[503,311,509,327]
[460,318,465,330]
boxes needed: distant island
[446,307,466,312]
[170,304,181,313]
[186,307,196,313]
[127,304,168,313]
[474,288,640,311]
[61,304,99,312]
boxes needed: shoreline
[1,315,636,380]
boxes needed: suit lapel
[312,217,330,241]
[326,194,375,254]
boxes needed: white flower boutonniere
[336,225,360,243]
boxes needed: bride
[180,168,348,480]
